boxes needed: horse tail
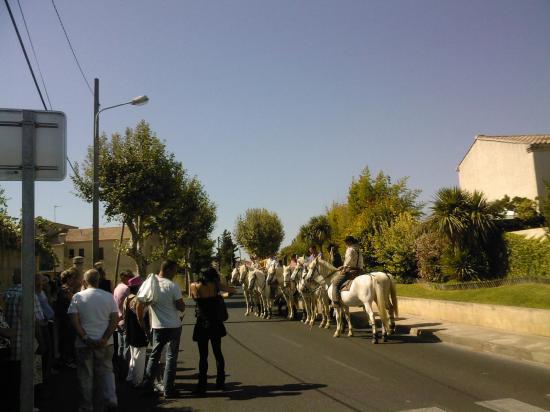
[373,274,390,331]
[389,275,399,318]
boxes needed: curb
[348,308,550,367]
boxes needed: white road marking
[323,355,379,381]
[272,334,302,348]
[399,408,447,412]
[476,398,549,412]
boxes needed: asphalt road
[139,292,550,412]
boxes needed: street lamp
[93,78,149,264]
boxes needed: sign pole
[20,110,36,412]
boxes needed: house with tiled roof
[53,226,161,279]
[457,134,550,202]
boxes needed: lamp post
[93,78,149,264]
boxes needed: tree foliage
[72,120,215,274]
[216,229,239,276]
[372,212,419,281]
[298,215,331,252]
[234,208,284,259]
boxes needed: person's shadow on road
[173,380,327,401]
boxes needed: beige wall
[458,140,538,201]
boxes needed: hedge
[505,232,550,278]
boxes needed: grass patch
[396,283,550,310]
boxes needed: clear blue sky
[2,0,550,245]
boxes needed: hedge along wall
[505,232,550,278]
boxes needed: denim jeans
[145,327,182,394]
[76,345,117,412]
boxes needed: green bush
[505,233,550,278]
[414,231,446,282]
[372,212,419,281]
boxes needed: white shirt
[343,245,363,270]
[68,287,118,347]
[149,276,183,329]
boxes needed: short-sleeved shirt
[149,276,183,329]
[113,282,130,327]
[343,246,363,270]
[67,287,118,347]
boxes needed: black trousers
[197,336,225,385]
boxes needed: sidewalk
[350,307,550,367]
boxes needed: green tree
[72,120,214,275]
[372,212,420,281]
[298,215,331,252]
[346,167,423,269]
[0,187,19,250]
[234,208,284,259]
[216,229,239,277]
[427,187,498,280]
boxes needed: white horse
[306,257,398,343]
[281,265,298,320]
[247,266,272,319]
[233,264,255,316]
[292,258,318,326]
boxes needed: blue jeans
[144,327,182,394]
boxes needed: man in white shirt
[331,236,364,307]
[68,269,119,412]
[143,260,185,398]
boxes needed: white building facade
[457,135,550,202]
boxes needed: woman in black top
[190,267,235,395]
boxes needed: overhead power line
[50,0,93,95]
[4,0,48,110]
[16,0,52,109]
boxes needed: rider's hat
[344,235,358,245]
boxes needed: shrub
[505,233,550,278]
[372,212,419,281]
[415,231,446,282]
[441,248,489,282]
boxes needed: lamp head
[131,95,149,106]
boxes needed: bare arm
[174,298,185,312]
[135,300,146,331]
[69,312,94,348]
[219,283,236,296]
[98,312,118,347]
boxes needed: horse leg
[344,306,353,337]
[388,302,396,335]
[333,307,342,338]
[364,303,378,344]
[244,290,251,316]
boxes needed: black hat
[344,235,358,245]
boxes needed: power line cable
[4,0,48,110]
[16,0,53,109]
[50,0,93,95]
[5,0,85,186]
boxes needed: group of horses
[230,257,399,343]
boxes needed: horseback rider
[331,236,363,307]
[306,245,322,264]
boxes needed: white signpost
[0,109,66,412]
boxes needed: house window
[99,247,104,260]
[78,248,85,258]
[69,249,75,259]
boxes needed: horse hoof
[324,324,330,329]
[348,332,354,337]
[372,338,378,344]
[383,334,388,342]
[333,333,340,338]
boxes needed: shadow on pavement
[173,381,327,401]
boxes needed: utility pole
[92,78,100,265]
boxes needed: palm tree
[299,215,332,252]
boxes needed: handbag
[136,273,160,305]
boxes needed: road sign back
[0,109,66,181]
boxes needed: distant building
[457,134,550,202]
[53,226,161,280]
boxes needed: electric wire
[4,0,48,110]
[16,0,52,109]
[50,0,93,95]
[5,0,85,186]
